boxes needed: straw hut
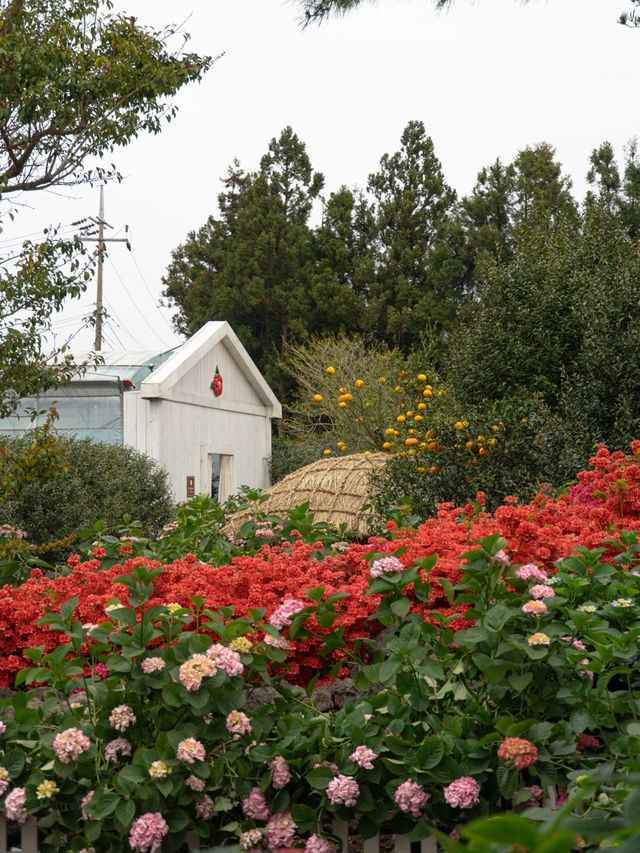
[227,451,389,537]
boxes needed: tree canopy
[0,0,211,416]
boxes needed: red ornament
[210,365,223,396]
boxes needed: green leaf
[391,597,411,618]
[463,814,540,846]
[454,627,489,646]
[115,798,136,830]
[59,595,79,621]
[306,766,334,790]
[508,672,533,692]
[89,791,120,819]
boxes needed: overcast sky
[6,0,638,353]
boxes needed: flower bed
[1,444,640,686]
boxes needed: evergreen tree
[163,128,363,396]
[364,120,462,354]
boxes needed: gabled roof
[139,321,282,416]
[71,349,177,386]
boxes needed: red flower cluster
[0,444,638,687]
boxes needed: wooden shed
[127,321,281,501]
[0,322,281,502]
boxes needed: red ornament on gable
[210,365,223,397]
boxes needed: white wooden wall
[123,339,274,503]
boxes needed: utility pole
[94,186,105,351]
[81,187,131,352]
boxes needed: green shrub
[0,437,174,555]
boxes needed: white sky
[4,0,638,353]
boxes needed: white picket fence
[0,818,438,852]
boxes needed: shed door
[210,453,233,501]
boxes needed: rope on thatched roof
[226,452,388,537]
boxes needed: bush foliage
[0,437,174,555]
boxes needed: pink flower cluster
[306,835,337,853]
[443,776,481,809]
[497,737,538,770]
[207,643,244,676]
[177,737,206,764]
[369,556,404,578]
[327,774,360,807]
[53,727,91,763]
[226,710,252,739]
[141,657,165,674]
[522,600,548,616]
[269,599,306,630]
[266,812,297,848]
[128,812,169,852]
[109,704,136,732]
[394,780,430,818]
[494,549,510,566]
[270,755,292,789]
[242,787,270,821]
[349,745,377,770]
[104,738,132,764]
[5,787,27,823]
[186,775,206,792]
[514,563,547,582]
[81,791,94,820]
[179,654,216,691]
[529,585,555,600]
[196,794,215,819]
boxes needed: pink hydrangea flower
[186,775,206,792]
[81,790,94,820]
[263,633,290,650]
[53,727,91,763]
[0,768,10,797]
[5,787,27,823]
[226,710,252,740]
[240,829,264,850]
[519,784,544,807]
[141,657,165,674]
[104,738,132,764]
[128,812,169,852]
[242,786,270,821]
[394,780,430,817]
[206,643,244,676]
[177,737,205,764]
[349,745,377,769]
[0,721,7,735]
[306,834,338,853]
[270,755,292,789]
[561,636,587,651]
[266,812,297,848]
[270,599,306,630]
[515,563,547,582]
[529,584,555,600]
[327,774,360,807]
[443,777,481,809]
[196,794,215,819]
[522,600,548,616]
[109,704,136,732]
[494,549,510,566]
[370,556,404,578]
[497,737,538,770]
[179,654,217,691]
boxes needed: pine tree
[364,120,461,354]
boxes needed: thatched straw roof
[227,452,388,537]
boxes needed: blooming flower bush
[0,519,636,850]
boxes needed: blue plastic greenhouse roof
[71,349,178,388]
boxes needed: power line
[107,256,174,349]
[129,251,176,337]
[103,298,147,350]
